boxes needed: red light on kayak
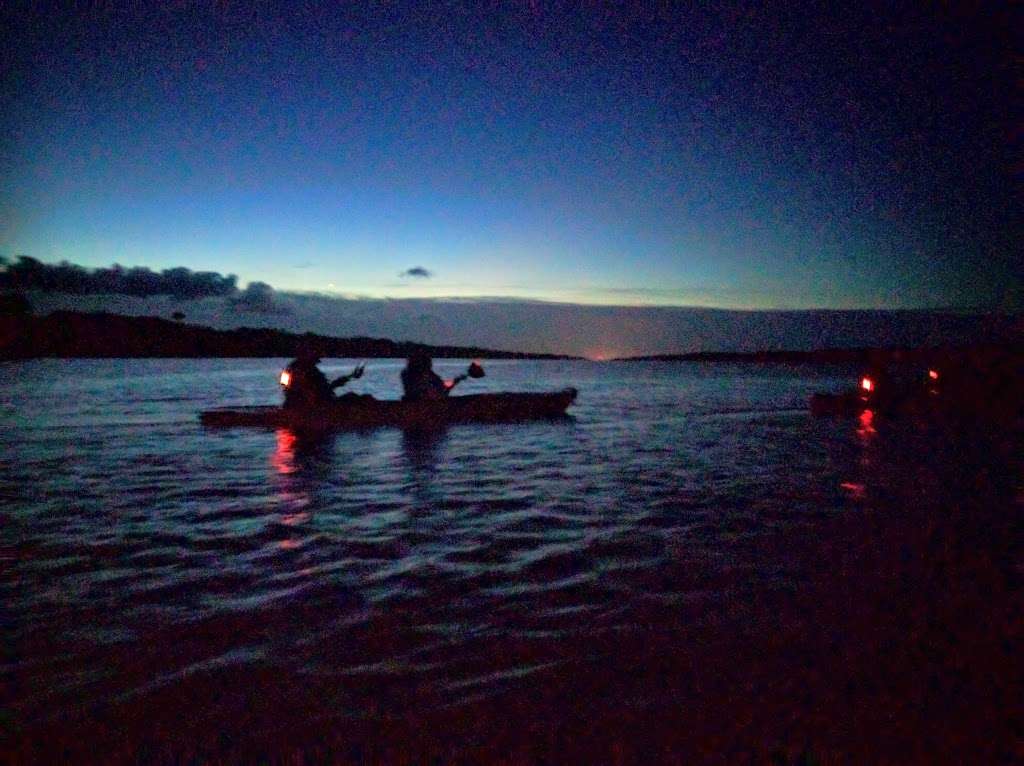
[280,370,291,387]
[928,369,939,380]
[444,379,455,389]
[861,377,874,392]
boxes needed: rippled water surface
[5,358,1016,759]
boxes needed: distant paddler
[280,346,366,409]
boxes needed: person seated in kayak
[282,349,365,409]
[401,354,486,401]
[400,352,448,401]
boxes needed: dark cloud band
[0,256,238,299]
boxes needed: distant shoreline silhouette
[0,307,1019,362]
[0,309,578,360]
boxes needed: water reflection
[271,428,337,477]
[270,428,341,525]
[400,428,448,511]
[839,481,867,501]
[401,428,447,473]
[856,408,876,440]
[271,428,299,475]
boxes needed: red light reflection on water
[840,481,867,500]
[272,429,297,475]
[271,430,311,550]
[857,408,875,438]
[855,408,876,471]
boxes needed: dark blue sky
[3,1,1019,310]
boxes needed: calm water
[4,359,1016,759]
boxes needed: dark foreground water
[3,360,1020,762]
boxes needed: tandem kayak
[200,388,578,430]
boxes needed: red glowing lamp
[928,369,939,380]
[279,370,291,387]
[861,377,874,393]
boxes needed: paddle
[330,362,366,390]
[444,361,485,395]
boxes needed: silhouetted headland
[0,309,577,360]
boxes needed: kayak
[200,388,578,430]
[810,391,866,417]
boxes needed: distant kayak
[200,388,578,430]
[810,390,866,417]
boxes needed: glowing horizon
[0,253,990,313]
[4,4,1019,317]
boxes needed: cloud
[229,281,291,314]
[399,266,433,278]
[0,256,237,299]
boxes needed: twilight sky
[2,2,1019,316]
